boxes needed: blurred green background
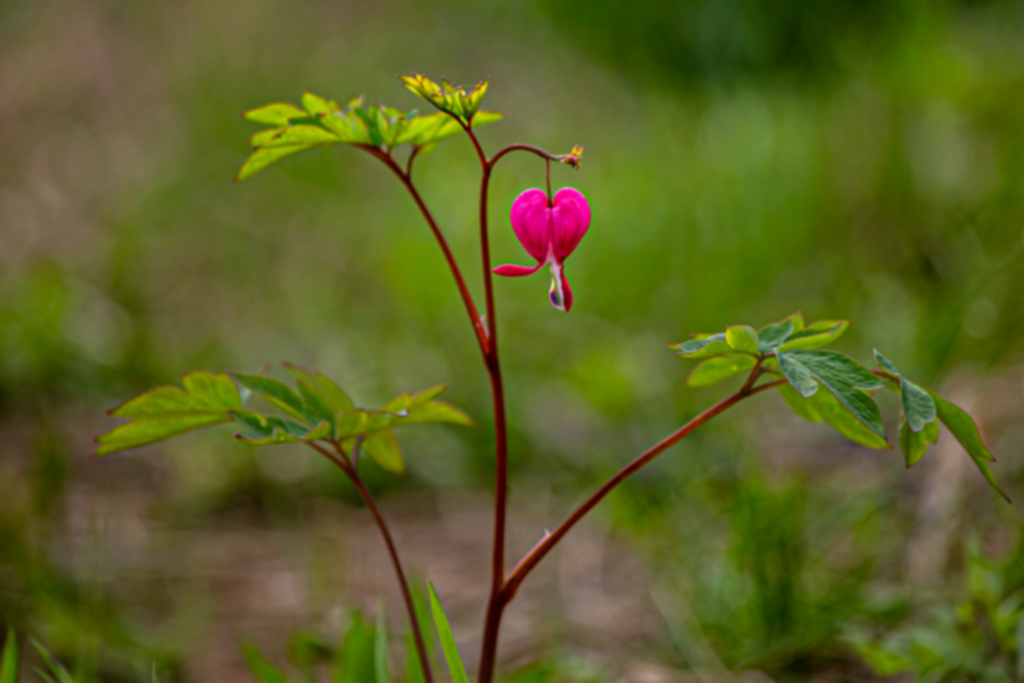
[2,0,1024,680]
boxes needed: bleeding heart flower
[493,187,591,312]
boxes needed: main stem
[465,126,510,683]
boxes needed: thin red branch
[308,441,436,683]
[501,375,787,602]
[362,146,490,356]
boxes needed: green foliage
[242,644,290,683]
[672,315,1007,499]
[849,533,1024,681]
[374,604,389,683]
[399,74,491,125]
[33,640,74,683]
[237,78,503,181]
[428,584,468,683]
[95,364,471,475]
[1,632,16,683]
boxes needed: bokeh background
[2,0,1024,680]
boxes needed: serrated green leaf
[777,320,850,351]
[814,388,889,449]
[336,409,396,439]
[687,354,757,388]
[757,320,795,353]
[899,417,928,467]
[236,144,315,182]
[929,391,1008,501]
[873,349,900,376]
[900,377,936,433]
[96,371,240,455]
[725,325,758,353]
[469,110,503,128]
[254,125,340,148]
[234,374,308,423]
[428,584,469,683]
[317,372,354,413]
[375,604,390,683]
[301,92,334,116]
[777,351,818,398]
[361,429,404,474]
[778,350,887,440]
[1,631,17,683]
[784,312,805,331]
[673,332,731,359]
[395,401,473,428]
[777,382,823,423]
[241,643,290,683]
[929,392,994,463]
[243,102,308,126]
[230,411,308,445]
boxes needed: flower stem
[365,147,490,355]
[307,442,435,683]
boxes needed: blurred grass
[1,0,1023,680]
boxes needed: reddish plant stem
[307,441,436,683]
[501,377,786,602]
[364,146,489,355]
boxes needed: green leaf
[393,401,473,428]
[900,377,936,433]
[252,125,340,148]
[872,349,900,377]
[814,388,890,449]
[777,382,823,423]
[784,311,805,331]
[241,643,290,683]
[757,320,795,353]
[687,354,757,388]
[776,351,819,398]
[236,144,315,182]
[899,418,928,467]
[375,604,390,683]
[317,372,355,413]
[301,92,335,116]
[234,374,308,423]
[336,612,375,683]
[673,332,731,359]
[428,584,468,683]
[31,641,73,683]
[243,102,309,126]
[725,325,759,353]
[778,350,887,441]
[95,371,241,455]
[1,631,17,683]
[469,110,504,128]
[336,409,396,440]
[230,411,312,445]
[360,430,404,474]
[929,391,1009,501]
[777,320,850,351]
[405,584,434,683]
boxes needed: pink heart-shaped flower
[493,187,591,312]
